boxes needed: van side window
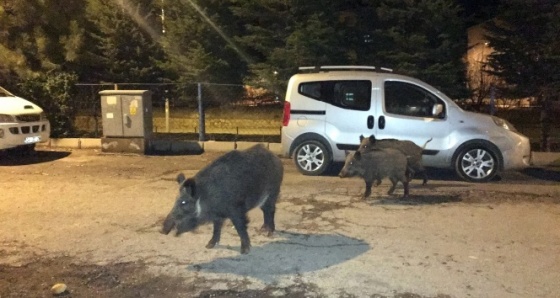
[300,82,322,99]
[384,81,445,118]
[299,80,371,111]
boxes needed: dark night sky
[459,0,501,25]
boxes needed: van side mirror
[432,104,444,117]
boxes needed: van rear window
[299,80,371,111]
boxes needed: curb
[37,138,560,167]
[38,138,283,156]
[530,151,560,167]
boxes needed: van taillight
[282,101,291,126]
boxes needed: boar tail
[422,138,433,149]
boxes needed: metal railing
[73,82,283,142]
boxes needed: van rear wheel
[293,140,331,176]
[454,145,498,182]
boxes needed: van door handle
[367,115,374,129]
[378,116,385,129]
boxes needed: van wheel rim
[296,144,324,172]
[460,149,495,180]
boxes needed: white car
[0,86,50,153]
[281,66,531,182]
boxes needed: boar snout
[161,215,176,235]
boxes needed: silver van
[280,66,531,182]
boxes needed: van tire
[4,144,36,157]
[454,143,500,182]
[293,140,331,176]
[21,144,36,156]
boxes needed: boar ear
[369,135,376,144]
[359,135,364,142]
[176,173,186,184]
[181,178,196,197]
[354,151,362,160]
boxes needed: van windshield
[0,86,15,97]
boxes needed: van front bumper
[501,133,532,170]
[0,121,50,150]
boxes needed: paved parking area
[1,148,559,297]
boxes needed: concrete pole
[197,83,205,141]
[165,98,170,133]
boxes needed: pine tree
[484,0,560,151]
[229,0,468,99]
[86,0,165,84]
[229,0,348,95]
[159,0,250,105]
[370,0,468,98]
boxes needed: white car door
[323,79,378,154]
[373,79,451,167]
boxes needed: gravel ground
[0,148,559,298]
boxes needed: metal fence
[73,82,283,142]
[70,83,558,149]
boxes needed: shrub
[18,72,79,137]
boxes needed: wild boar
[161,144,283,254]
[339,148,410,198]
[358,134,432,185]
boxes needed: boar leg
[421,169,428,185]
[402,179,410,197]
[230,213,251,254]
[363,180,373,198]
[206,218,225,249]
[406,166,414,182]
[387,177,397,195]
[260,199,276,237]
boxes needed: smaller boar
[339,148,409,198]
[358,135,432,185]
[161,144,283,254]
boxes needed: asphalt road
[0,148,559,297]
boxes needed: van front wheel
[454,146,498,182]
[293,140,331,176]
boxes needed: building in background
[466,24,533,109]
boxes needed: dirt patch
[369,189,560,205]
[0,257,188,298]
[0,256,451,297]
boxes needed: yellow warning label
[129,100,138,116]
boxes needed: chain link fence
[73,82,283,142]
[70,83,558,149]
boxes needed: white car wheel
[455,146,498,182]
[294,140,331,176]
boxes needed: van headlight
[0,114,14,123]
[492,116,518,132]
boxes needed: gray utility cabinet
[99,90,153,154]
[99,90,153,138]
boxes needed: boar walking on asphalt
[161,144,284,254]
[339,148,410,199]
[358,134,432,185]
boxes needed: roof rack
[298,65,393,73]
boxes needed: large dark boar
[339,148,409,199]
[358,134,432,185]
[161,144,283,254]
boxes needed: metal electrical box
[99,90,153,153]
